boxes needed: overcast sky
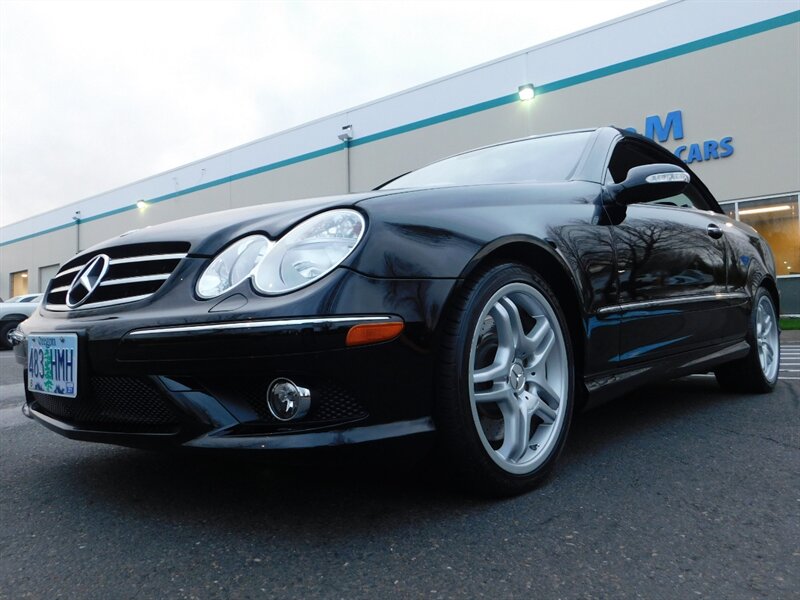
[0,0,661,227]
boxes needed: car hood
[78,191,401,257]
[76,181,599,258]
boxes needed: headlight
[254,209,365,294]
[196,235,270,299]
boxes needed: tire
[0,321,19,350]
[715,287,779,394]
[436,262,575,496]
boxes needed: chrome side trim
[109,253,186,265]
[129,316,393,338]
[596,292,749,315]
[46,293,154,312]
[99,274,170,287]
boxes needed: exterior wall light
[338,125,353,142]
[136,199,147,210]
[518,84,535,101]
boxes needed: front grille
[45,242,190,311]
[32,376,181,427]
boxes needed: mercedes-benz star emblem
[66,254,110,308]
[509,363,526,393]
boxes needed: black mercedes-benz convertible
[15,127,781,495]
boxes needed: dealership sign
[626,110,733,164]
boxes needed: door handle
[706,224,724,239]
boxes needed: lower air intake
[32,376,181,427]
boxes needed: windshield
[382,131,593,190]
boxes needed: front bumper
[25,386,436,452]
[17,269,457,452]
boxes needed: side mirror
[605,163,690,205]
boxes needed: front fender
[349,181,603,282]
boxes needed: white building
[1,0,798,312]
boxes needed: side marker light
[346,322,404,347]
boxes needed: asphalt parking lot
[1,337,798,599]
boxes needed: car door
[544,208,619,373]
[604,140,736,365]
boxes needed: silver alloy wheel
[755,294,779,383]
[468,282,568,475]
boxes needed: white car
[0,294,42,349]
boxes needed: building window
[10,270,29,296]
[721,194,799,278]
[39,263,61,292]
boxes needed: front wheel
[715,287,780,393]
[436,263,575,496]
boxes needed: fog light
[7,327,25,346]
[267,378,311,421]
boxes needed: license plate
[27,334,79,398]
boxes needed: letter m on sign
[645,110,684,142]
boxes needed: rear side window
[649,187,707,210]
